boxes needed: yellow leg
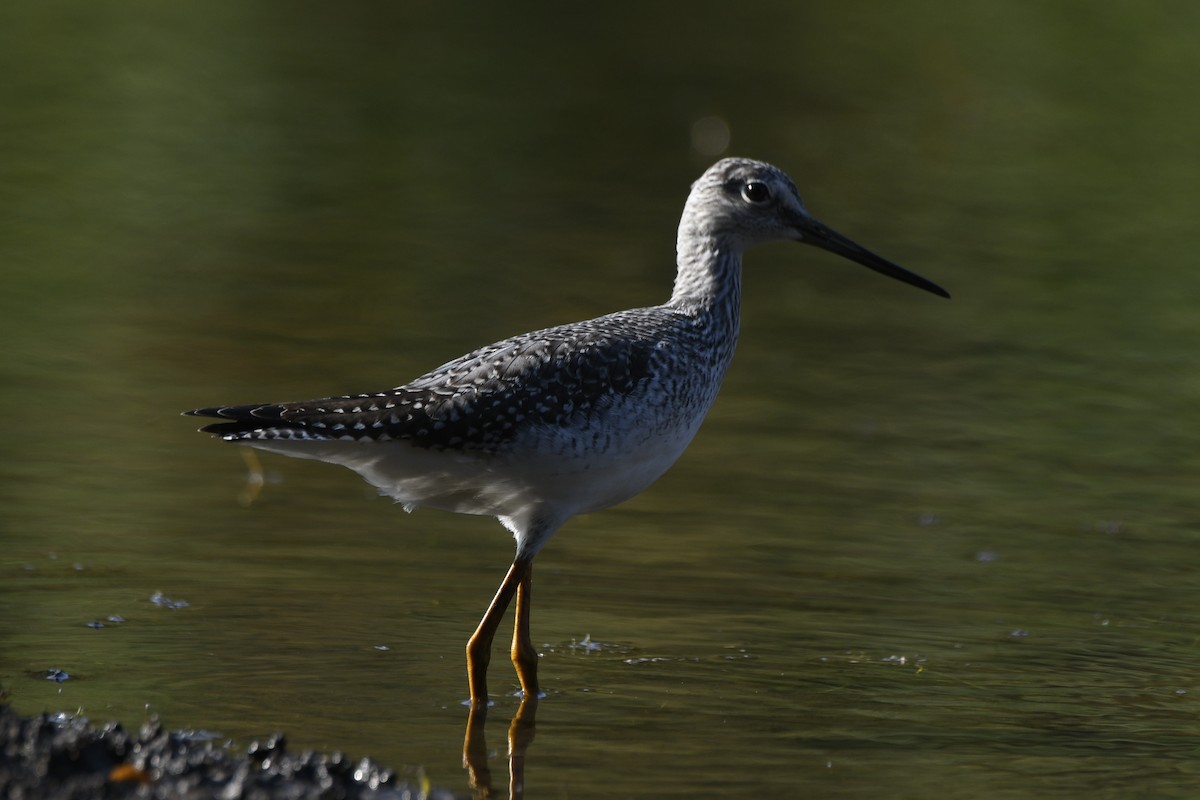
[510,565,540,699]
[467,557,532,705]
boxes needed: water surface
[2,3,1199,798]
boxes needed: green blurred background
[2,2,1199,797]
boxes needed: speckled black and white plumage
[191,308,699,455]
[187,300,737,556]
[188,157,947,560]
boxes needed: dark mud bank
[0,705,460,799]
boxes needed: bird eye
[741,181,770,204]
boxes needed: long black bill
[797,216,950,299]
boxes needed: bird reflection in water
[463,696,539,800]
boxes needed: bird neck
[669,222,743,337]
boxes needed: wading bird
[186,157,949,706]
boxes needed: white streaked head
[682,158,950,298]
[682,158,808,249]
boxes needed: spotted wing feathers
[186,315,660,454]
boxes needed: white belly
[241,399,707,523]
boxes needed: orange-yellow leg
[466,557,533,705]
[510,565,539,698]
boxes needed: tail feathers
[184,403,312,440]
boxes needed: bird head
[686,158,949,298]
